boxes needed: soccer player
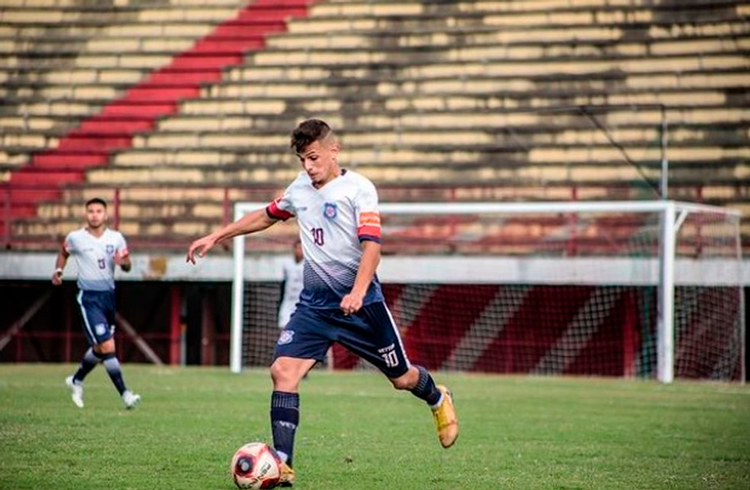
[277,238,304,330]
[187,119,458,486]
[52,197,141,409]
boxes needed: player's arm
[340,240,381,315]
[187,208,279,264]
[114,233,132,273]
[115,249,131,272]
[51,245,70,286]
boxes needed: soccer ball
[231,442,283,489]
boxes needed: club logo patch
[278,330,295,345]
[323,202,337,220]
[95,323,108,336]
[106,244,114,254]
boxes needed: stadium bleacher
[1,0,748,251]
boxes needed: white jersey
[64,228,128,291]
[267,169,384,309]
[277,258,304,328]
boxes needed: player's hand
[187,235,217,264]
[340,292,364,315]
[51,269,63,286]
[114,249,129,266]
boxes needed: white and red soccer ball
[231,442,283,489]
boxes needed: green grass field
[1,364,748,490]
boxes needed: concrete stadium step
[150,113,747,138]
[263,24,750,50]
[11,217,218,239]
[314,0,740,17]
[32,181,746,221]
[1,3,307,24]
[3,19,746,50]
[238,38,749,67]
[1,0,257,6]
[286,3,746,34]
[183,89,737,113]
[82,158,747,187]
[6,123,743,155]
[240,52,749,76]
[0,20,283,39]
[146,105,750,135]
[2,105,746,158]
[4,63,744,94]
[174,71,750,111]
[227,56,749,86]
[128,129,749,154]
[5,25,746,54]
[1,35,269,54]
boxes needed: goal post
[230,200,744,383]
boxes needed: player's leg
[65,291,104,407]
[91,291,140,408]
[92,338,135,407]
[270,305,333,485]
[339,302,459,448]
[390,365,458,448]
[71,347,102,383]
[66,347,101,408]
[269,356,316,475]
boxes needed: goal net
[231,201,744,383]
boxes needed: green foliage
[1,365,749,490]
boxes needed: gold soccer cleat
[278,461,295,487]
[431,385,458,448]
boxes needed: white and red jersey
[267,169,384,309]
[64,228,128,291]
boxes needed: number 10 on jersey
[311,227,324,246]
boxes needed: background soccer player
[277,238,304,330]
[187,119,458,487]
[52,197,141,409]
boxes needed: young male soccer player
[187,119,458,486]
[53,198,141,409]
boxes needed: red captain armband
[266,199,293,221]
[119,248,129,258]
[357,211,381,243]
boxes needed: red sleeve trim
[357,225,381,239]
[266,200,293,221]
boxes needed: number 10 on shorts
[379,344,399,368]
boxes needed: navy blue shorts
[275,302,411,379]
[76,290,116,346]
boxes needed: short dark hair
[290,119,333,154]
[85,198,107,209]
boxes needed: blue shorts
[76,290,116,346]
[275,302,411,378]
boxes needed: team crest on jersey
[323,202,337,220]
[278,330,295,345]
[106,244,114,254]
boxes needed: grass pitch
[1,364,748,490]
